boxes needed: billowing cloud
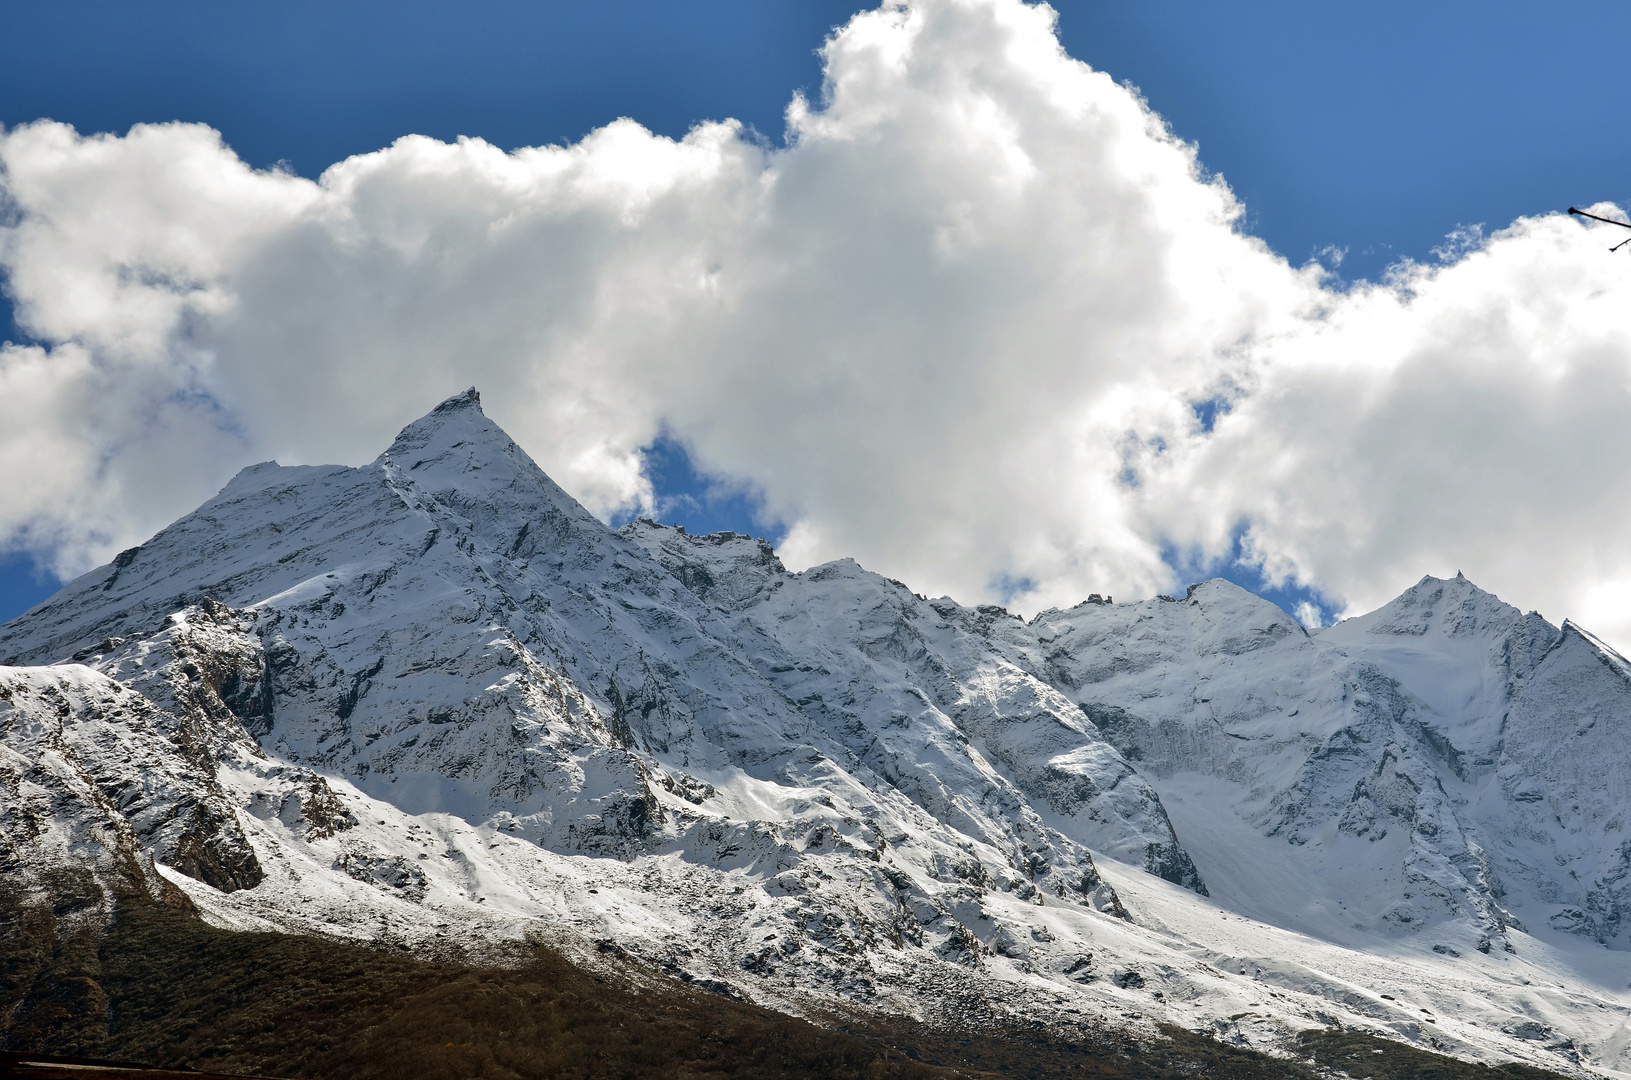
[2,0,1629,650]
[1140,213,1631,628]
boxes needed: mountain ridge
[3,390,1628,1077]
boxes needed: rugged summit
[3,391,1629,1076]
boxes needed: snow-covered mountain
[3,390,1629,1076]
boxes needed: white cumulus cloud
[2,0,1630,650]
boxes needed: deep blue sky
[3,0,1629,623]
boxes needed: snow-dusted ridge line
[2,388,1628,1076]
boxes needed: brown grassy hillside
[0,878,1569,1080]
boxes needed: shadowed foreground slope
[0,885,1569,1080]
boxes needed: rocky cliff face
[2,390,1628,1077]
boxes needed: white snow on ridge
[2,388,1629,1076]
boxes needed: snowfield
[2,389,1628,1076]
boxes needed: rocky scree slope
[2,390,1629,1077]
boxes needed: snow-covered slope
[2,390,1628,1076]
